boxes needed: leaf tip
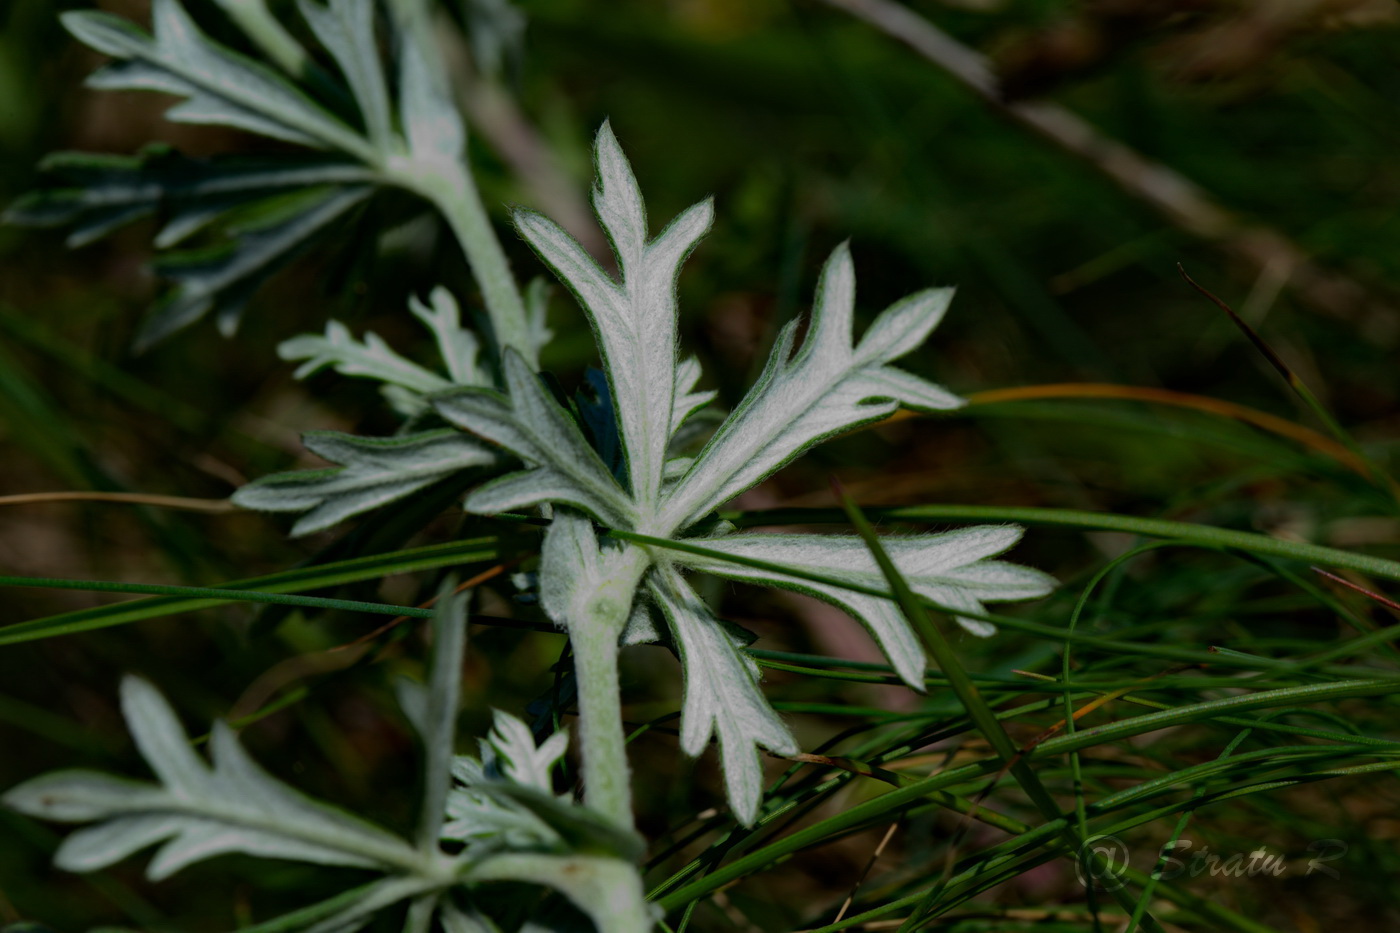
[595,117,619,150]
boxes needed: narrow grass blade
[1178,264,1400,503]
[0,538,499,644]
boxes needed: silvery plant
[3,1,1054,930]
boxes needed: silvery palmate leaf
[4,145,375,347]
[443,709,644,862]
[281,319,455,397]
[235,287,499,535]
[660,241,964,533]
[668,526,1060,685]
[296,0,394,151]
[147,184,374,345]
[279,287,487,413]
[441,709,568,852]
[434,125,1056,824]
[2,676,420,881]
[480,709,571,794]
[230,429,501,537]
[53,0,383,345]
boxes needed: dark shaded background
[4,1,1400,929]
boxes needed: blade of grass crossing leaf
[652,692,1087,905]
[654,529,1390,922]
[832,484,1162,931]
[669,690,1391,922]
[722,504,1400,583]
[618,526,1400,672]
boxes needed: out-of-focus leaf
[461,0,526,79]
[297,0,393,149]
[141,183,373,347]
[3,677,420,881]
[410,287,486,387]
[396,20,466,163]
[62,0,372,158]
[3,148,375,248]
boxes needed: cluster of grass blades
[6,460,1400,930]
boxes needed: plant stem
[571,609,633,827]
[381,0,535,369]
[567,547,651,829]
[428,165,536,368]
[386,151,534,368]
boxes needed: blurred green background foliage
[5,1,1400,930]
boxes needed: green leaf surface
[296,0,393,150]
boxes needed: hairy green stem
[568,547,651,830]
[571,609,633,828]
[427,165,535,367]
[382,0,535,368]
[385,151,533,369]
